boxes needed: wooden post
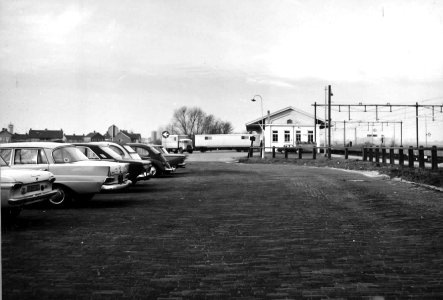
[382,147,386,164]
[431,146,438,171]
[375,146,380,164]
[390,148,395,165]
[363,147,367,161]
[285,148,288,159]
[399,146,404,167]
[313,146,317,160]
[418,146,425,169]
[369,147,373,162]
[345,147,349,160]
[408,146,414,168]
[272,146,275,158]
[298,148,303,159]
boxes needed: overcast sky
[1,0,442,141]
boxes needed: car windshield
[0,156,8,166]
[52,146,89,163]
[101,146,123,160]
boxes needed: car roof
[0,142,73,149]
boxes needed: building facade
[246,106,324,151]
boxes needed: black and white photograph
[1,0,443,298]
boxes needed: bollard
[363,147,367,161]
[285,148,288,159]
[418,146,425,169]
[313,146,317,160]
[272,146,276,158]
[390,148,395,165]
[431,145,438,171]
[345,147,349,160]
[408,146,414,168]
[298,148,303,159]
[399,146,404,167]
[375,146,380,164]
[381,147,386,164]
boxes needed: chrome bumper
[8,189,62,206]
[101,180,132,191]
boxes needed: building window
[272,130,278,142]
[205,136,212,140]
[284,130,290,142]
[296,130,301,142]
[308,131,314,143]
[287,119,293,124]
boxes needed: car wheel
[50,185,72,206]
[179,147,184,154]
[150,165,158,177]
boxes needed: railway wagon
[194,134,260,152]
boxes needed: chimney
[8,123,14,134]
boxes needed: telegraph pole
[328,85,332,158]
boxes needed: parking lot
[2,151,443,299]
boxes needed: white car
[0,142,132,206]
[1,156,61,218]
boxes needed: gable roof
[29,129,64,139]
[246,106,323,125]
[86,131,104,138]
[120,130,141,140]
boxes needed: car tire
[50,185,73,207]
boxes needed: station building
[245,106,325,151]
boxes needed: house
[84,131,105,142]
[0,128,12,143]
[114,130,142,143]
[28,129,64,142]
[245,106,324,151]
[65,134,85,143]
[11,133,29,142]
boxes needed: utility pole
[328,85,332,159]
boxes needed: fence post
[363,147,367,161]
[390,148,395,165]
[285,148,288,159]
[431,145,438,171]
[408,146,414,169]
[345,147,349,159]
[313,146,317,160]
[418,146,425,169]
[381,147,386,164]
[298,148,303,159]
[369,147,374,162]
[399,146,404,167]
[327,147,331,159]
[272,146,275,158]
[249,147,253,158]
[375,146,380,164]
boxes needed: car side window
[0,148,12,163]
[38,149,48,164]
[85,147,100,160]
[14,149,39,164]
[52,148,73,163]
[135,147,150,157]
[109,145,125,156]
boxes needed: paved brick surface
[2,158,443,299]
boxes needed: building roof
[29,129,64,139]
[65,134,85,139]
[0,142,71,149]
[86,131,104,138]
[120,130,141,140]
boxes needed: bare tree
[168,106,234,137]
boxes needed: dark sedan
[126,143,174,177]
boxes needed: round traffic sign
[162,131,170,138]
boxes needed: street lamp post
[251,95,265,158]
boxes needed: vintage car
[73,142,151,184]
[0,142,131,206]
[151,144,187,168]
[1,156,61,217]
[126,143,174,177]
